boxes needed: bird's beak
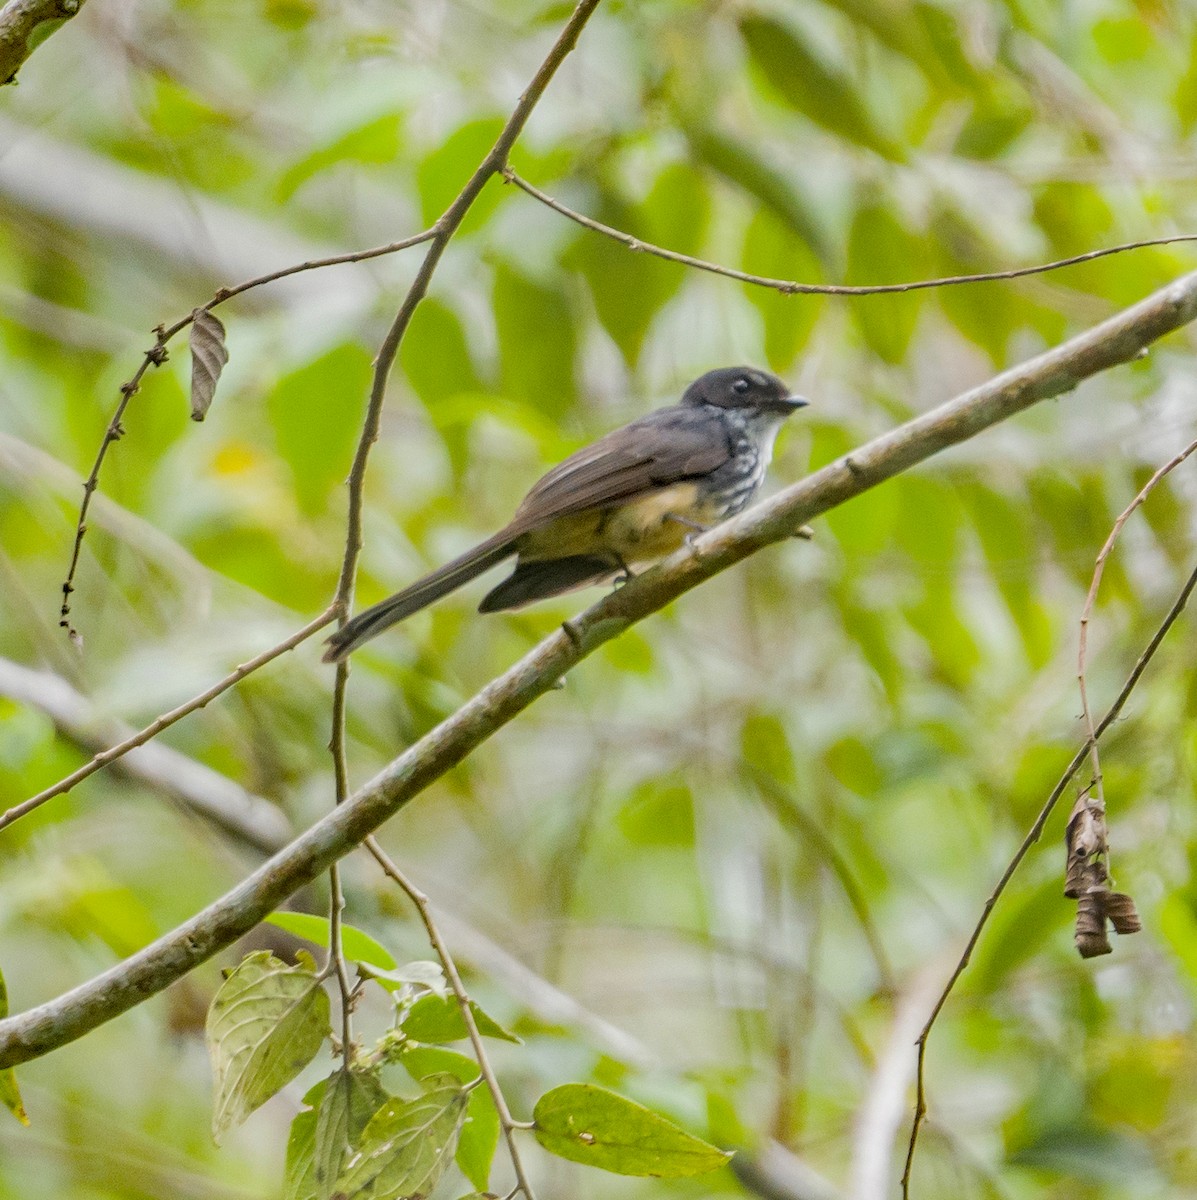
[776,393,810,412]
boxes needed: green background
[1,0,1197,1196]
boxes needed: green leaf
[399,1048,501,1195]
[400,992,521,1045]
[533,1083,731,1178]
[277,111,404,202]
[568,164,708,366]
[315,1069,388,1199]
[284,1104,319,1200]
[206,951,332,1142]
[418,118,506,229]
[740,713,796,787]
[845,198,924,363]
[265,912,398,971]
[398,1043,476,1082]
[0,966,26,1127]
[268,344,371,515]
[493,263,576,416]
[400,299,485,410]
[334,1075,468,1200]
[618,778,695,847]
[741,209,824,370]
[738,14,904,161]
[683,122,832,264]
[458,1085,500,1193]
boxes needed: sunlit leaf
[741,208,824,370]
[334,1075,468,1200]
[845,197,924,363]
[493,262,576,416]
[683,121,832,263]
[418,118,506,229]
[400,992,521,1045]
[277,111,404,201]
[206,951,331,1142]
[268,344,370,515]
[533,1083,730,1177]
[739,14,904,161]
[264,911,397,970]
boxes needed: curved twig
[901,556,1197,1196]
[57,228,437,637]
[503,167,1197,297]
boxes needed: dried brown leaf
[189,308,229,421]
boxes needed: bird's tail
[323,531,517,662]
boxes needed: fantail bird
[324,366,808,662]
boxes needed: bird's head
[680,366,809,417]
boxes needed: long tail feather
[323,531,517,661]
[478,554,617,612]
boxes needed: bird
[323,366,809,662]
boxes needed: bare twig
[0,608,336,831]
[1076,437,1197,805]
[57,227,437,637]
[0,656,291,854]
[0,0,87,84]
[367,839,537,1200]
[2,269,1196,1070]
[901,557,1197,1197]
[315,0,605,1123]
[502,168,1197,297]
[849,964,944,1200]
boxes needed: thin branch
[1077,437,1197,805]
[0,656,291,854]
[901,556,1197,1197]
[502,168,1197,297]
[57,227,437,637]
[315,0,604,1131]
[0,608,336,831]
[0,0,86,84]
[326,661,356,1057]
[849,965,944,1200]
[367,839,538,1200]
[1,269,1196,1069]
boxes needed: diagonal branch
[0,270,1195,1070]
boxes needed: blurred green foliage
[1,0,1196,1197]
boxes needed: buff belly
[515,481,727,565]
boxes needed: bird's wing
[508,405,732,531]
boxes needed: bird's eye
[732,377,750,394]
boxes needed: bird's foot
[665,513,712,546]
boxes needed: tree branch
[1,270,1195,1070]
[0,0,85,85]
